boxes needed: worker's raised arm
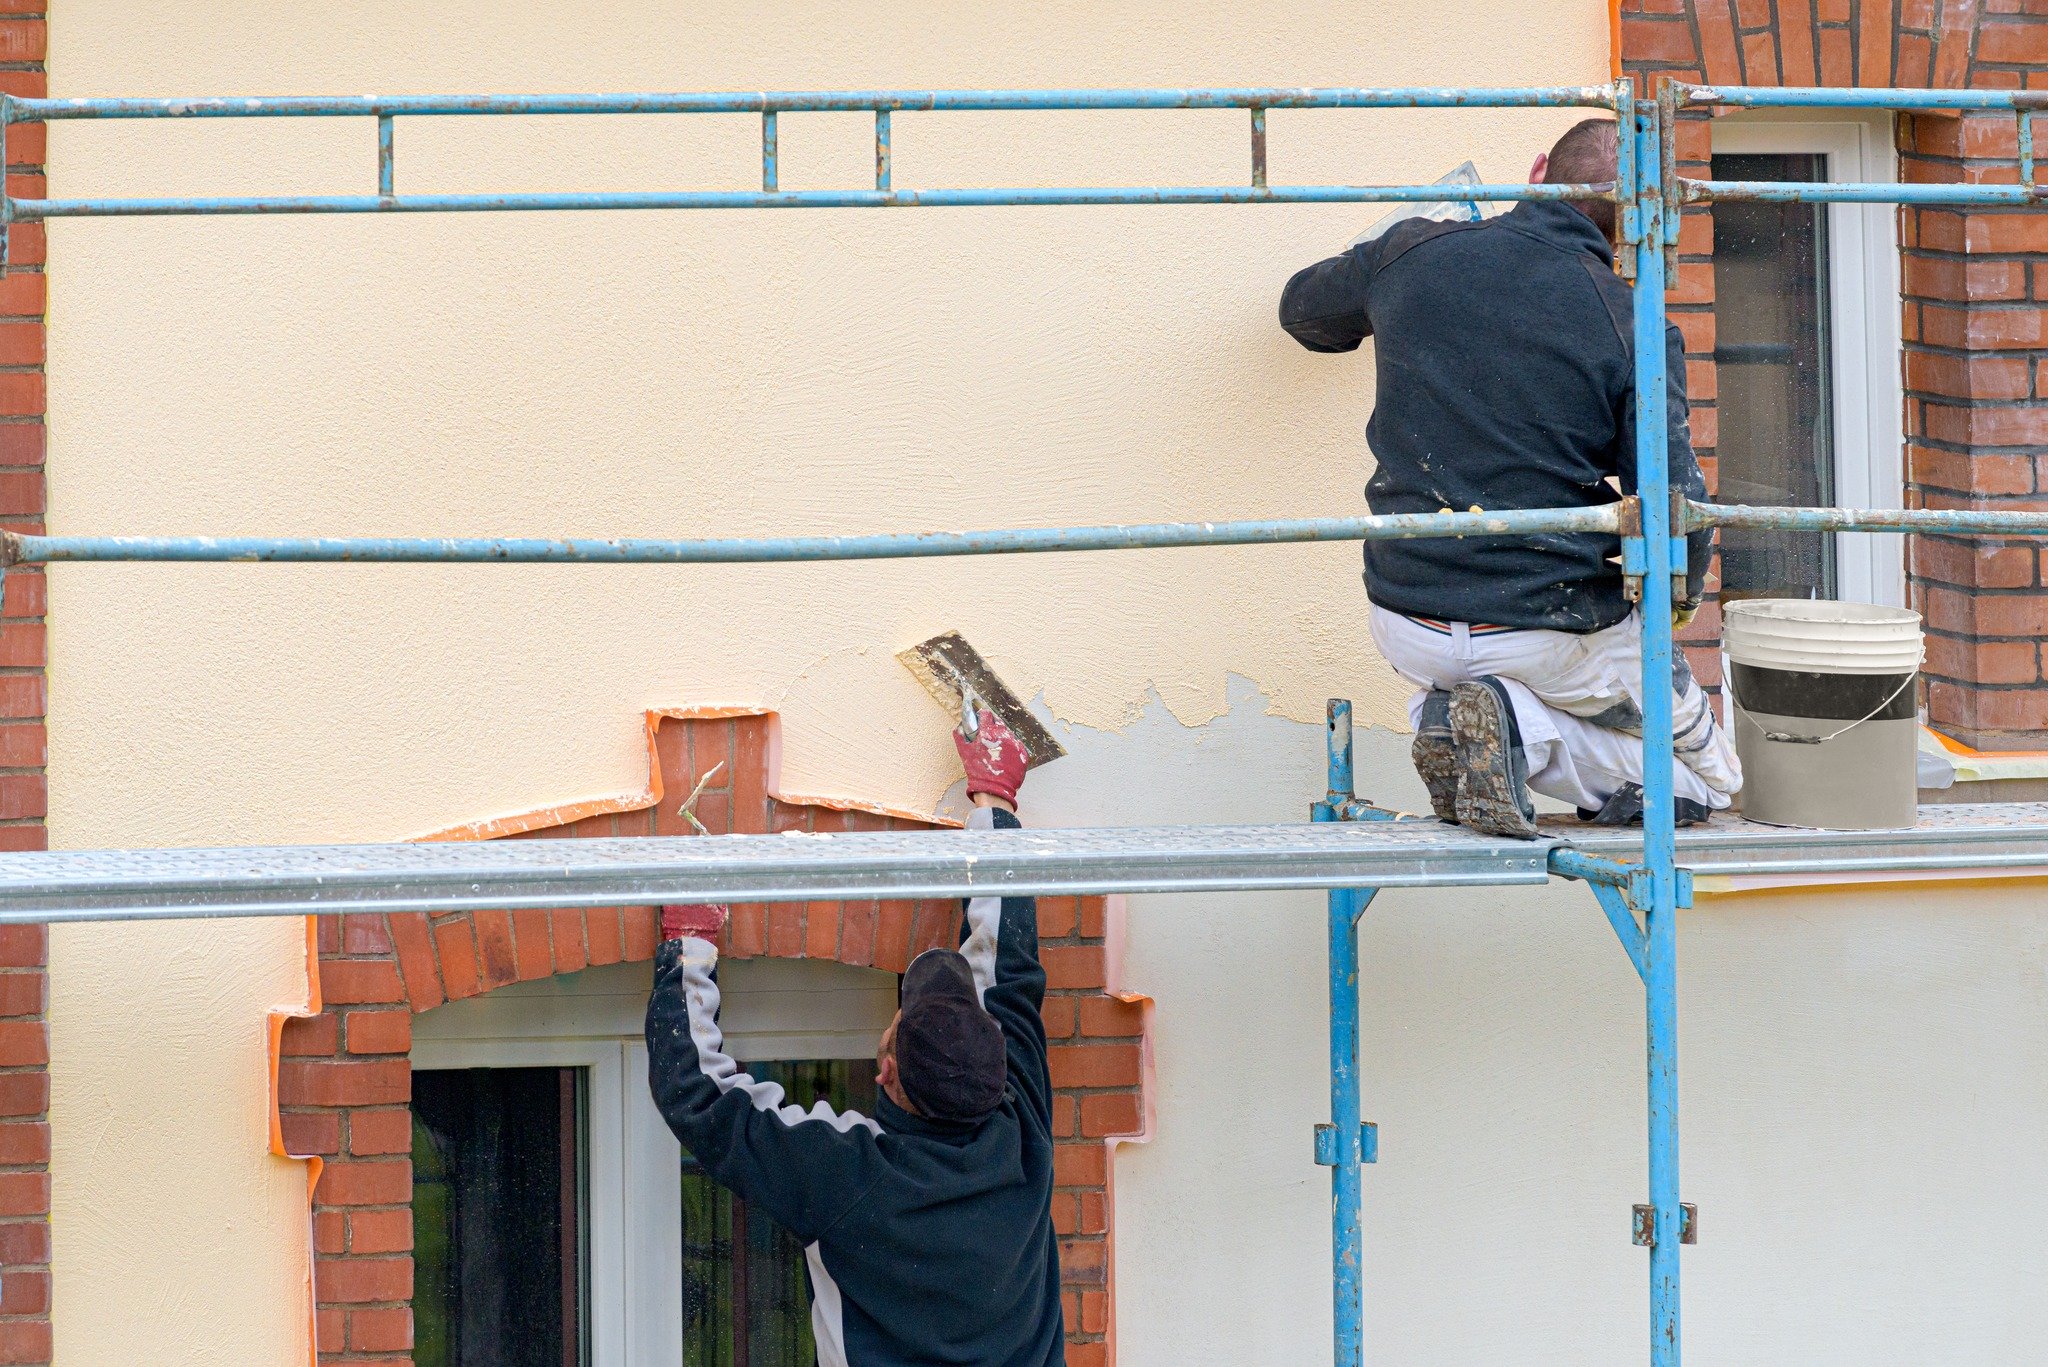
[953,717,1053,1126]
[1617,320,1714,608]
[644,906,883,1243]
[1278,239,1380,352]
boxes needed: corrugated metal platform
[0,803,2041,923]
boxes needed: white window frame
[411,958,898,1367]
[408,1036,628,1367]
[1711,114,1905,607]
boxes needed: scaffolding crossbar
[8,502,2048,571]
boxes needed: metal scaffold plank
[1566,804,2048,878]
[0,821,1554,923]
[0,804,2044,923]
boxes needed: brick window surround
[1624,0,2048,749]
[273,709,1151,1366]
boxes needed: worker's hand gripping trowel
[897,631,1066,772]
[1343,161,1485,250]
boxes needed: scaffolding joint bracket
[1622,865,1689,911]
[1617,495,1645,603]
[1330,797,1412,824]
[0,91,11,279]
[1669,486,1694,538]
[1547,846,1632,888]
[1632,1202,1697,1248]
[1315,1122,1378,1167]
[0,531,17,614]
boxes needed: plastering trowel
[897,631,1066,769]
[1344,160,1486,250]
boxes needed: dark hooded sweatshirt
[1278,199,1710,632]
[645,804,1063,1366]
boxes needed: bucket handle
[1724,667,1918,747]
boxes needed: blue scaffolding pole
[2,76,2042,1367]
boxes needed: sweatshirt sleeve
[644,936,884,1242]
[1617,320,1714,604]
[1278,240,1380,353]
[957,805,1052,1126]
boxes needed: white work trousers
[1370,606,1743,812]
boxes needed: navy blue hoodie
[645,805,1063,1366]
[1280,200,1711,631]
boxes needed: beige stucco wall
[40,2,1622,1363]
[35,8,2048,1361]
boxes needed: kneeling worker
[1277,117,1742,836]
[646,708,1064,1365]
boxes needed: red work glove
[661,903,728,943]
[954,709,1027,808]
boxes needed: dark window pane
[680,1059,879,1367]
[1710,151,1836,600]
[413,1067,588,1367]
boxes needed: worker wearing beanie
[645,709,1062,1366]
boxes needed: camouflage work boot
[1411,689,1460,824]
[1449,677,1539,840]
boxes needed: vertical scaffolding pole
[1317,701,1376,1367]
[1629,87,1685,1366]
[1327,883,1373,1367]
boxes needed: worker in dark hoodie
[646,706,1060,1367]
[1278,117,1740,838]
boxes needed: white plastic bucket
[1723,600,1924,829]
[1723,600,1924,675]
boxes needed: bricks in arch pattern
[273,708,1151,1365]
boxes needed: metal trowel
[897,631,1066,769]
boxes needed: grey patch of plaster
[937,671,1432,828]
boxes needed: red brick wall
[0,2,47,1362]
[278,712,1145,1365]
[1903,108,2048,746]
[1625,0,2048,749]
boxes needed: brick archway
[273,708,1148,1366]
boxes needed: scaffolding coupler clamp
[1618,492,1691,606]
[1315,1122,1378,1166]
[1632,1203,1697,1248]
[1619,496,1644,603]
[0,531,18,613]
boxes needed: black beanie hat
[894,948,1007,1122]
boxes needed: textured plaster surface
[40,0,1605,843]
[1024,687,2048,1365]
[38,2,1610,1363]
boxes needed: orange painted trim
[1697,867,2048,898]
[266,913,324,1367]
[1610,0,1624,81]
[1925,724,2048,762]
[415,705,958,842]
[782,789,965,829]
[289,702,991,1359]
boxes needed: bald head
[1534,118,1619,240]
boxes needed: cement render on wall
[38,2,2048,1363]
[1034,688,2048,1364]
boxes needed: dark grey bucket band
[1729,664,1918,723]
